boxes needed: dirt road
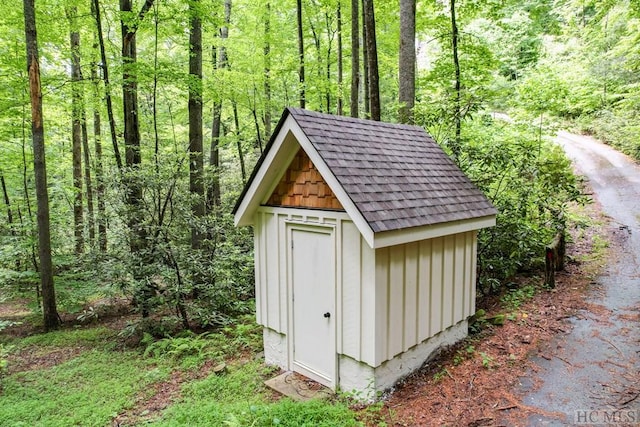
[519,131,640,426]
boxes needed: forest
[1,0,639,339]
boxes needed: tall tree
[362,0,369,117]
[1,173,14,235]
[398,0,416,124]
[92,0,122,171]
[23,0,59,330]
[297,0,306,108]
[91,63,107,251]
[450,0,461,158]
[68,6,84,254]
[363,0,380,120]
[82,111,95,245]
[208,0,231,212]
[350,0,359,117]
[264,1,272,136]
[337,2,343,115]
[188,0,204,249]
[120,0,154,257]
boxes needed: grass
[0,314,365,427]
[152,360,360,426]
[15,326,115,348]
[0,349,168,426]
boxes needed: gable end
[266,148,344,210]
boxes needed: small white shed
[234,108,496,399]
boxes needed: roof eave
[233,110,297,227]
[371,214,497,249]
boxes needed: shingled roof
[234,108,496,247]
[285,108,496,232]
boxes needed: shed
[233,108,497,399]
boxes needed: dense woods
[1,0,638,330]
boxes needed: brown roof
[237,107,496,233]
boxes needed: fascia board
[234,116,300,227]
[372,215,497,249]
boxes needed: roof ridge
[287,107,426,133]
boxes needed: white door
[290,226,336,388]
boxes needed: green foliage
[140,315,261,369]
[142,331,222,369]
[0,343,12,392]
[458,117,583,294]
[501,283,538,311]
[432,366,451,383]
[479,352,495,369]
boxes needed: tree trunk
[92,0,122,171]
[21,111,38,273]
[208,0,230,213]
[297,0,305,108]
[120,0,154,258]
[264,1,272,136]
[91,64,107,252]
[233,101,246,184]
[252,102,263,152]
[1,173,14,235]
[398,0,416,124]
[209,94,222,212]
[350,0,359,117]
[450,0,461,158]
[309,22,323,110]
[23,0,59,331]
[324,13,334,113]
[188,0,204,250]
[362,0,369,118]
[337,2,343,115]
[363,0,380,120]
[81,113,95,245]
[68,6,84,254]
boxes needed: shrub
[458,116,583,295]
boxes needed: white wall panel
[417,239,432,342]
[430,237,443,337]
[442,235,455,330]
[453,233,466,322]
[375,247,390,364]
[404,242,418,352]
[254,214,264,324]
[388,245,405,358]
[341,221,362,360]
[264,212,282,331]
[360,235,377,366]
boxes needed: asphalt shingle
[287,108,496,233]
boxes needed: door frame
[285,222,337,389]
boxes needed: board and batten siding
[253,206,478,369]
[370,232,478,365]
[341,228,478,367]
[254,207,347,334]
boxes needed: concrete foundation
[262,320,468,401]
[263,328,288,368]
[338,320,468,401]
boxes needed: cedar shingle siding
[267,148,344,210]
[285,108,496,232]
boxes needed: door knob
[323,312,331,318]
